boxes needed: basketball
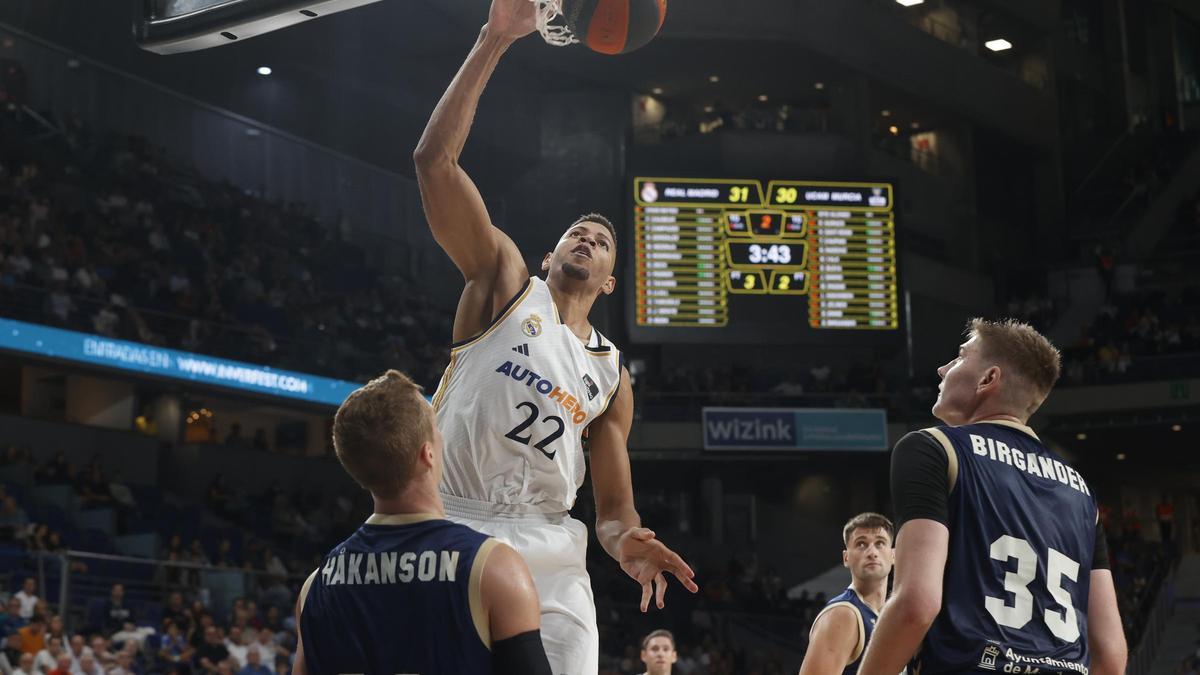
[563,0,667,55]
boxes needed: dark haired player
[412,0,697,671]
[800,513,894,675]
[858,320,1126,675]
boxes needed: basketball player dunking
[857,320,1127,675]
[799,513,894,675]
[412,0,698,672]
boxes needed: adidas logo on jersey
[512,344,529,356]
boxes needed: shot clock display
[629,177,899,343]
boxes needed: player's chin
[561,261,591,281]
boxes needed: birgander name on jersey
[320,548,459,586]
[968,434,1092,497]
[495,360,589,424]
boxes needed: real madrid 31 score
[629,176,900,344]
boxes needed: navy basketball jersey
[810,587,878,675]
[915,421,1098,675]
[298,513,499,675]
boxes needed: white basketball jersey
[433,277,623,514]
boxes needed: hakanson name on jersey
[299,516,497,674]
[319,548,460,585]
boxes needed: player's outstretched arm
[413,0,531,313]
[1086,569,1127,675]
[857,519,947,675]
[483,542,553,675]
[798,606,860,675]
[590,368,699,611]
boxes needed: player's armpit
[799,606,861,675]
[482,542,543,642]
[1086,569,1127,675]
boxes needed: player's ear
[599,275,616,296]
[978,365,1001,392]
[842,549,849,568]
[418,440,435,470]
[541,252,552,272]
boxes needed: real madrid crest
[522,314,543,338]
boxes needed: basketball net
[532,0,578,46]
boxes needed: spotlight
[896,0,925,5]
[985,39,1013,52]
[888,125,899,135]
[881,109,892,117]
[758,95,769,102]
[704,105,714,113]
[708,75,720,83]
[1172,424,1182,432]
[257,66,272,76]
[814,82,826,90]
[1076,433,1087,440]
[1115,453,1126,461]
[651,87,663,95]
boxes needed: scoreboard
[628,177,899,343]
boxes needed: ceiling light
[1172,424,1182,432]
[708,75,720,83]
[896,0,925,6]
[758,95,769,102]
[888,125,899,135]
[881,109,892,117]
[985,39,1013,52]
[703,105,714,113]
[1076,433,1086,440]
[651,87,663,95]
[814,82,826,91]
[257,66,272,76]
[910,121,921,129]
[1116,452,1126,461]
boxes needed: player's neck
[850,578,888,613]
[547,283,596,342]
[371,484,445,519]
[964,411,1028,427]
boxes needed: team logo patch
[582,373,599,401]
[522,314,543,338]
[978,645,1000,671]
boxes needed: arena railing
[1127,558,1177,675]
[10,549,310,633]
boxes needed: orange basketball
[563,0,667,55]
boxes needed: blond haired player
[859,319,1126,675]
[412,0,698,671]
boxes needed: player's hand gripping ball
[563,0,667,55]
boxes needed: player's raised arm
[412,0,530,289]
[589,367,699,611]
[482,541,553,675]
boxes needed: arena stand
[0,107,450,391]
